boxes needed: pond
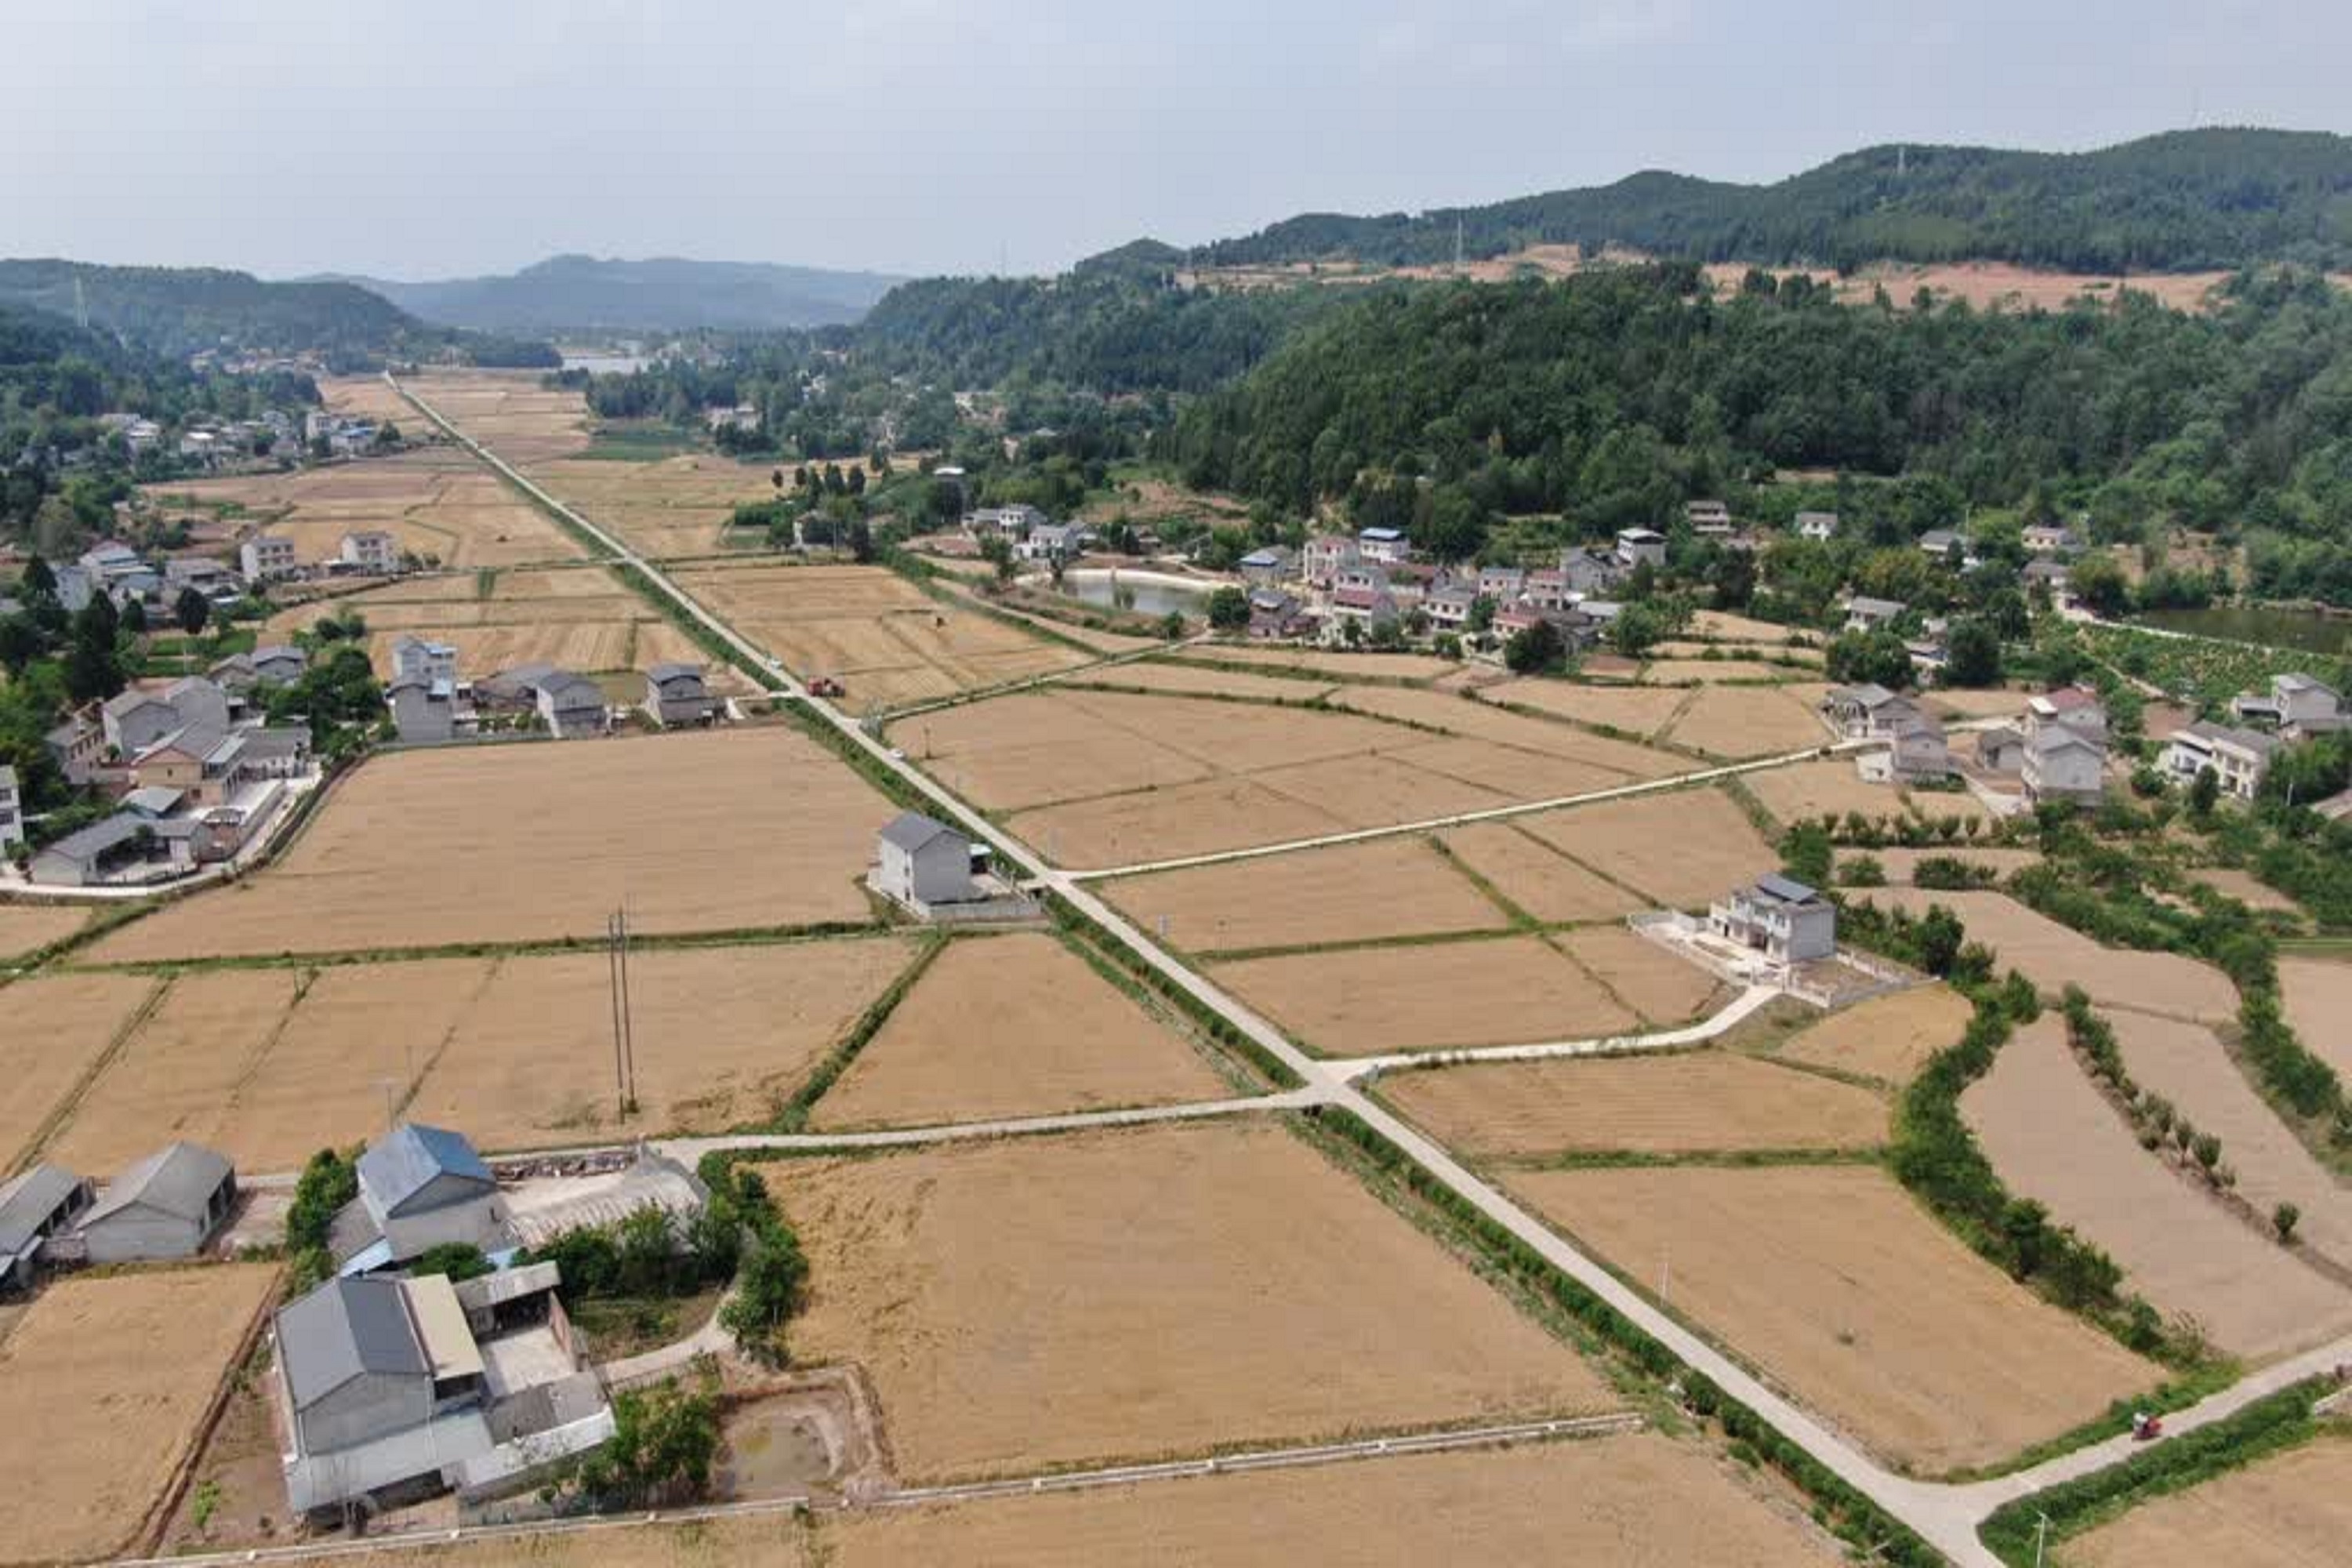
[1056,570,1213,619]
[2136,604,2352,657]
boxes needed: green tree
[569,1378,720,1506]
[2188,766,2221,818]
[172,587,211,636]
[2274,1202,2301,1243]
[1824,629,1914,690]
[1916,903,1965,977]
[1503,617,1566,675]
[1943,618,2003,687]
[2067,554,2132,619]
[63,596,125,706]
[409,1243,492,1282]
[978,533,1015,587]
[1205,585,1250,631]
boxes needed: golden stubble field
[262,564,670,682]
[1862,889,2240,1022]
[1775,985,1975,1084]
[95,728,897,962]
[399,371,592,464]
[522,455,782,558]
[1512,1163,2165,1473]
[808,933,1232,1129]
[0,972,160,1171]
[1962,1017,2352,1360]
[0,1265,277,1565]
[2063,1432,2352,1568]
[0,903,85,960]
[1515,786,1777,909]
[372,1434,1838,1566]
[1102,836,1509,954]
[775,1119,1613,1482]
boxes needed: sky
[8,0,2347,281]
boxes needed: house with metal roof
[332,1123,508,1274]
[27,810,199,887]
[643,662,718,728]
[1709,874,1838,964]
[873,810,979,911]
[2023,724,2107,808]
[387,675,458,744]
[77,1142,236,1263]
[0,1163,94,1293]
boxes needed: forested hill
[0,260,554,370]
[345,255,906,335]
[1161,129,2352,275]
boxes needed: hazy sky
[10,0,2345,280]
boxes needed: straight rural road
[395,378,2340,1568]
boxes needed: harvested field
[1385,735,1629,800]
[2190,866,2301,915]
[1331,685,1689,779]
[1435,820,1646,923]
[1247,750,1512,828]
[776,1120,1612,1481]
[1102,837,1506,954]
[2064,1432,2352,1568]
[318,374,419,424]
[1215,935,1639,1055]
[1742,758,1904,826]
[1640,659,1807,685]
[2107,1011,2352,1273]
[1923,688,2032,720]
[1074,659,1334,702]
[1060,688,1401,772]
[1480,679,1691,735]
[1691,609,1813,644]
[94,729,896,961]
[1660,684,1831,757]
[262,564,664,681]
[1559,924,1727,1023]
[0,972,158,1171]
[1842,847,2042,885]
[2279,956,2352,1078]
[412,937,918,1147]
[1516,787,1776,909]
[811,934,1229,1129]
[1861,890,2239,1022]
[1512,1164,2163,1472]
[1962,1018,2352,1359]
[1181,644,1456,681]
[522,454,777,558]
[402,371,590,463]
[1655,639,1826,667]
[0,902,84,960]
[0,1265,276,1565]
[1013,779,1343,869]
[1777,985,1973,1084]
[1385,1051,1886,1158]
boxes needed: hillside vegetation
[347,254,905,335]
[1166,129,2352,275]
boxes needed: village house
[0,1163,93,1294]
[1842,595,1907,633]
[239,534,299,583]
[2165,721,2280,802]
[28,810,201,885]
[331,1123,509,1275]
[1614,528,1667,568]
[2232,672,2343,738]
[0,764,20,853]
[966,503,1047,539]
[165,555,245,604]
[210,644,307,692]
[1976,724,2027,773]
[643,662,718,727]
[1820,683,1922,738]
[1686,499,1734,537]
[1475,564,1526,602]
[1247,589,1312,640]
[1711,874,1838,964]
[2026,684,2108,742]
[77,1142,237,1264]
[2022,558,2071,598]
[2022,522,2083,555]
[102,677,230,757]
[1421,580,1479,632]
[1237,545,1296,585]
[1016,521,1088,561]
[387,676,459,744]
[535,673,608,739]
[339,530,401,575]
[2022,724,2107,808]
[1887,712,1954,782]
[49,563,96,612]
[1356,525,1411,564]
[1795,510,1839,541]
[1302,533,1360,586]
[872,811,985,913]
[1561,547,1625,597]
[1917,528,1969,563]
[392,635,460,686]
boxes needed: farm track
[392,376,2352,1568]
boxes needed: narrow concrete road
[1341,983,1780,1078]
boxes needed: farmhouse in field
[1821,683,1922,738]
[643,662,719,727]
[873,811,977,907]
[1710,874,1838,964]
[1976,724,2027,773]
[478,665,609,739]
[387,676,459,744]
[2022,724,2107,808]
[2165,721,2280,802]
[339,530,401,575]
[76,1141,237,1264]
[332,1122,510,1275]
[0,1163,94,1294]
[1886,712,1954,782]
[28,810,200,886]
[239,534,299,583]
[274,1264,610,1517]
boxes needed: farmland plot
[93,728,897,961]
[1331,685,1690,779]
[1559,924,1728,1023]
[0,1265,277,1565]
[2065,1433,2352,1568]
[1860,890,2239,1022]
[1434,821,1647,923]
[158,451,582,569]
[2278,956,2352,1078]
[1178,644,1457,681]
[401,370,590,463]
[1742,758,1907,827]
[1963,1017,2352,1359]
[811,933,1229,1128]
[1776,985,1974,1084]
[1478,679,1692,735]
[1515,787,1777,909]
[775,1120,1613,1482]
[1074,659,1335,702]
[0,903,84,961]
[1102,836,1508,954]
[1512,1164,2163,1472]
[522,454,778,558]
[1382,1051,1887,1159]
[1214,935,1640,1055]
[1657,684,1831,757]
[0,972,158,1171]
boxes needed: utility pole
[607,908,637,1119]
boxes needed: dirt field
[1640,659,1810,686]
[393,1433,1835,1566]
[810,934,1231,1128]
[1515,787,1776,909]
[2063,1432,2352,1568]
[1215,935,1642,1055]
[1777,986,1974,1083]
[777,1120,1612,1482]
[401,371,591,464]
[1481,679,1691,735]
[0,1264,276,1564]
[0,903,85,960]
[94,728,897,962]
[1657,684,1830,757]
[0,972,158,1171]
[1962,1017,2352,1360]
[2189,866,2302,915]
[151,447,583,570]
[1013,779,1346,869]
[674,562,1086,713]
[1436,820,1646,922]
[1102,836,1507,953]
[1742,758,1907,826]
[1862,889,2240,1022]
[1181,644,1458,681]
[1512,1164,2163,1472]
[1069,659,1335,702]
[262,564,659,681]
[1332,685,1690,779]
[521,454,781,559]
[2280,956,2352,1078]
[1560,924,1728,1022]
[1384,1051,1886,1158]
[1690,610,1814,644]
[2107,1011,2352,1274]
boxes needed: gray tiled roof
[0,1164,85,1255]
[359,1123,493,1219]
[879,810,960,854]
[276,1276,426,1410]
[85,1142,232,1226]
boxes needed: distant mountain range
[1100,128,2352,277]
[331,255,907,336]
